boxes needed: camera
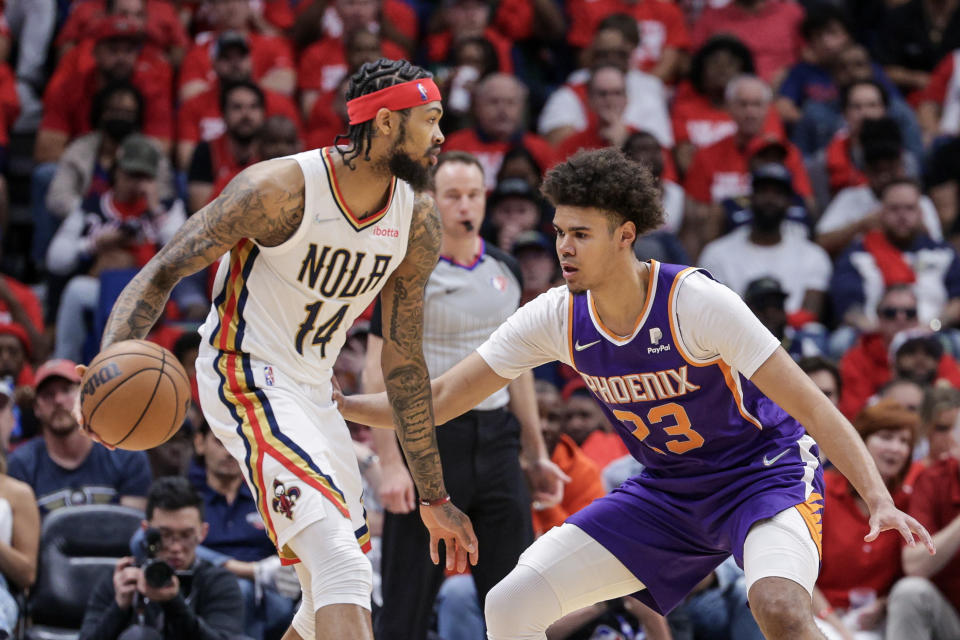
[141,528,175,589]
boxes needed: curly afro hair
[541,147,664,238]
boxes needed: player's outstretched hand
[419,501,479,573]
[865,500,935,555]
[331,375,345,412]
[523,457,571,510]
[72,364,116,450]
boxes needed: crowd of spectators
[0,0,957,639]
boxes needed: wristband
[419,495,451,507]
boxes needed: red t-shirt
[56,0,189,54]
[0,64,17,147]
[580,430,629,471]
[684,133,811,204]
[304,91,346,150]
[909,459,960,613]
[921,49,959,105]
[178,83,302,143]
[492,0,534,42]
[41,53,173,141]
[297,36,407,94]
[208,135,260,202]
[691,0,804,82]
[426,27,514,74]
[826,130,866,194]
[671,82,784,148]
[0,277,43,334]
[567,0,691,72]
[818,470,908,609]
[179,32,294,96]
[442,128,556,191]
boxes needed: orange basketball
[80,339,192,451]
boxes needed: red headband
[347,78,442,125]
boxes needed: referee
[363,151,568,640]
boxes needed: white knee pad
[287,507,373,639]
[485,565,561,640]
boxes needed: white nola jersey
[199,148,414,384]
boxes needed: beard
[384,122,433,191]
[752,207,785,234]
[45,408,79,437]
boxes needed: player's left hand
[522,457,570,510]
[865,500,935,554]
[331,375,345,412]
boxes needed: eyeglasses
[879,306,917,320]
[156,529,198,546]
[933,422,955,432]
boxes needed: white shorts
[196,351,370,564]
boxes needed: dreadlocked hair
[335,58,433,168]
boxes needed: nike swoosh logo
[444,288,458,295]
[762,449,790,466]
[574,339,601,351]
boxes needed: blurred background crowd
[0,0,956,639]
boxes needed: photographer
[79,477,246,640]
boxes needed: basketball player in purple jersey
[341,148,935,639]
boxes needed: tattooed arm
[378,192,478,570]
[100,159,305,349]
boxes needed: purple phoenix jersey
[565,261,824,614]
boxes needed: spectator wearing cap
[815,399,916,639]
[512,231,558,305]
[47,134,192,363]
[564,0,689,82]
[837,285,960,419]
[538,16,672,150]
[698,162,831,322]
[691,0,804,84]
[297,0,414,118]
[743,277,828,360]
[187,80,265,213]
[364,151,564,640]
[829,179,960,339]
[55,0,189,67]
[816,128,941,257]
[179,0,295,102]
[8,359,151,517]
[444,73,555,192]
[176,30,301,170]
[684,75,812,257]
[35,15,174,164]
[484,177,543,252]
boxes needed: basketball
[80,340,192,451]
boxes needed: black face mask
[102,118,138,141]
[752,204,786,234]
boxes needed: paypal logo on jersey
[648,327,671,354]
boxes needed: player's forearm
[381,345,447,501]
[903,515,960,577]
[101,261,180,348]
[509,371,547,462]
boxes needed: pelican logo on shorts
[417,82,429,101]
[264,366,275,386]
[81,362,122,398]
[648,327,670,354]
[272,479,301,520]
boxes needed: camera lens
[143,558,175,589]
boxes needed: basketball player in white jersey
[84,59,479,640]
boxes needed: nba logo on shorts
[491,275,508,292]
[649,327,663,345]
[264,366,275,386]
[417,83,428,101]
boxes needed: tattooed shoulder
[233,158,306,247]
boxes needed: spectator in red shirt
[564,0,690,83]
[683,75,811,256]
[426,0,515,75]
[556,66,632,161]
[179,0,295,102]
[816,399,915,638]
[176,30,301,169]
[671,35,781,175]
[691,0,804,85]
[889,454,960,638]
[538,15,672,149]
[435,36,501,134]
[824,81,890,196]
[187,80,264,212]
[35,15,173,163]
[296,0,412,117]
[444,73,555,191]
[910,386,960,489]
[56,0,190,66]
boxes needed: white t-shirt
[537,69,674,148]
[697,225,833,313]
[816,185,943,241]
[661,180,685,233]
[476,272,780,380]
